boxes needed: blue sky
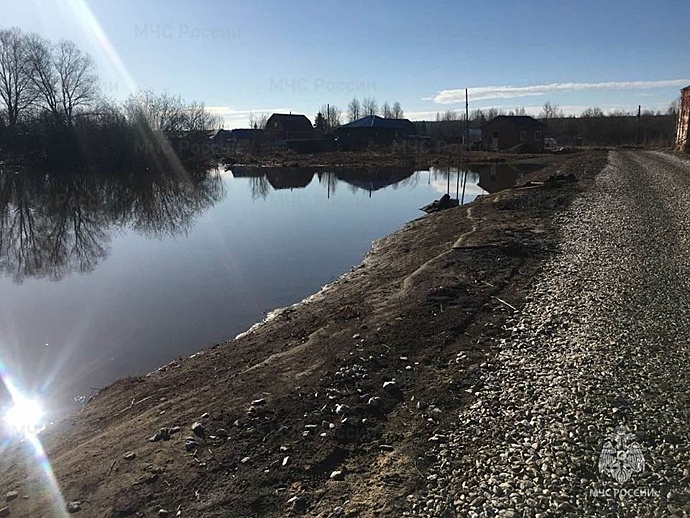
[4,0,689,128]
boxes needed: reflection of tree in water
[316,172,338,197]
[248,175,271,201]
[0,172,106,282]
[119,171,223,237]
[0,167,223,283]
[428,167,482,196]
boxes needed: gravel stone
[407,151,690,516]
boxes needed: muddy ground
[226,149,563,170]
[0,151,608,517]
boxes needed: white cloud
[205,106,289,116]
[428,79,690,104]
[404,110,445,121]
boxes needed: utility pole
[465,88,470,148]
[636,105,641,146]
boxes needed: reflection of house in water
[230,167,316,198]
[227,167,260,179]
[475,162,545,193]
[264,169,314,190]
[233,166,416,198]
[334,167,416,197]
[231,167,315,190]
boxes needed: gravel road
[408,151,690,517]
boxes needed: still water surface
[0,163,531,417]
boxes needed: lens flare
[4,395,43,436]
[0,370,67,515]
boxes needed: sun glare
[4,395,43,436]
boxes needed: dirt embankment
[0,151,607,517]
[227,149,560,170]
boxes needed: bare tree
[581,107,604,117]
[381,101,392,118]
[185,101,221,131]
[53,40,98,126]
[25,33,60,120]
[507,107,526,116]
[0,28,34,127]
[248,111,269,129]
[124,90,187,134]
[329,105,342,129]
[486,107,504,120]
[471,108,486,124]
[392,101,403,119]
[347,97,360,122]
[437,109,460,121]
[361,97,378,117]
[319,104,342,130]
[539,101,563,120]
[26,36,98,126]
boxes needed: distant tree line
[0,27,220,170]
[346,97,403,122]
[538,102,678,147]
[312,97,405,134]
[416,101,679,147]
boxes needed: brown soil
[0,151,608,517]
[228,149,558,170]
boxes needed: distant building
[210,129,232,142]
[230,128,264,153]
[264,114,315,141]
[677,85,690,152]
[335,115,417,150]
[467,128,482,142]
[482,116,546,152]
[210,128,264,154]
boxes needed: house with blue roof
[335,115,417,150]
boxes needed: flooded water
[0,162,532,418]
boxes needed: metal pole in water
[461,169,468,204]
[465,88,470,149]
[455,162,461,200]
